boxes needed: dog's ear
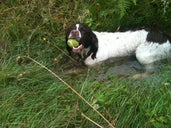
[65,37,70,54]
[65,27,72,55]
[90,33,98,59]
[81,31,98,59]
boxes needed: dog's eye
[71,26,76,30]
[79,27,88,33]
[79,27,83,31]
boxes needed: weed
[0,0,171,128]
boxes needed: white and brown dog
[66,23,171,76]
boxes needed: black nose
[71,30,79,37]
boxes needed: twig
[23,56,115,128]
[47,40,78,63]
[81,113,104,128]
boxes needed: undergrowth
[0,0,171,128]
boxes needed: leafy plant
[0,0,171,127]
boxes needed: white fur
[68,24,81,39]
[84,30,171,66]
[76,24,79,31]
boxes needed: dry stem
[23,56,115,128]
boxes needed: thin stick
[81,113,104,128]
[24,56,115,128]
[47,41,78,63]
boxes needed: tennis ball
[67,39,79,47]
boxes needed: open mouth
[68,38,84,52]
[72,44,84,52]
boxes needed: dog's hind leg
[132,44,158,79]
[131,63,154,79]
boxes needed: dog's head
[66,23,98,59]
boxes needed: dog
[66,23,171,77]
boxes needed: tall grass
[1,0,171,128]
[1,58,171,127]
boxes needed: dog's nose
[71,30,79,37]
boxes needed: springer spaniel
[66,23,171,75]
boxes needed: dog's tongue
[72,44,84,52]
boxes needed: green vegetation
[0,0,171,128]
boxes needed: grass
[1,58,171,127]
[1,0,171,128]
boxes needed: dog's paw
[91,54,96,60]
[131,72,151,80]
[84,56,97,66]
